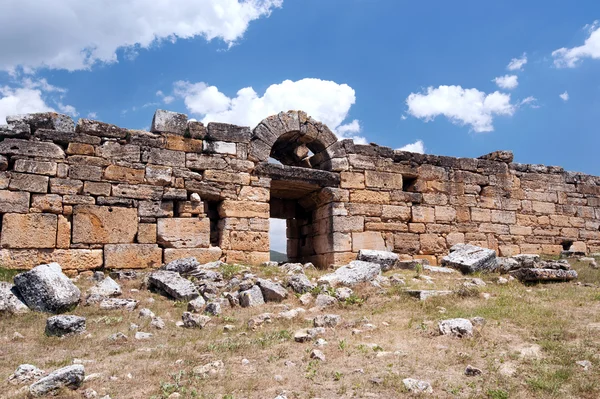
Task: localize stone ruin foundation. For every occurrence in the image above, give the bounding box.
[0,109,598,272]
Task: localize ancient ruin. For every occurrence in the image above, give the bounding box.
[0,109,598,271]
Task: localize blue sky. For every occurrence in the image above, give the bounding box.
[1,0,599,177]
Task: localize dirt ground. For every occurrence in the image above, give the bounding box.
[1,257,599,399]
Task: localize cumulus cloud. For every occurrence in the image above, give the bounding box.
[553,23,600,68]
[519,96,539,108]
[173,78,366,143]
[507,53,528,71]
[0,0,283,71]
[397,140,425,154]
[405,85,515,133]
[559,91,570,101]
[493,75,519,90]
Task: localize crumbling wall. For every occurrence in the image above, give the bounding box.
[0,109,598,271]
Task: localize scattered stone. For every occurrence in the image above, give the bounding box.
[310,349,326,361]
[150,317,165,329]
[13,263,81,313]
[161,257,200,274]
[576,360,592,371]
[82,388,97,398]
[315,294,337,308]
[13,331,25,340]
[357,249,399,271]
[389,274,406,286]
[294,327,325,343]
[192,360,224,378]
[441,244,497,274]
[187,296,206,312]
[438,318,473,338]
[182,312,211,328]
[148,270,199,301]
[512,254,541,268]
[465,365,482,376]
[45,315,86,337]
[287,273,315,294]
[470,316,486,326]
[205,302,221,315]
[138,308,155,319]
[318,260,381,286]
[274,374,284,382]
[278,308,305,320]
[109,270,138,280]
[262,261,278,267]
[135,332,152,340]
[88,276,121,298]
[495,257,520,273]
[8,364,45,384]
[313,314,341,328]
[256,278,288,301]
[108,332,128,342]
[129,323,138,331]
[315,338,328,346]
[510,268,578,282]
[239,285,265,307]
[423,265,456,274]
[406,290,453,301]
[497,277,509,285]
[99,298,138,311]
[334,287,353,301]
[247,313,273,329]
[463,278,486,288]
[0,282,29,314]
[402,378,433,394]
[396,259,429,270]
[28,365,84,397]
[223,324,235,332]
[298,292,313,305]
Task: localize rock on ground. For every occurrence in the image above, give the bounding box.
[161,257,200,274]
[187,296,206,312]
[310,349,326,361]
[406,290,453,301]
[99,298,138,311]
[438,318,474,338]
[182,312,211,328]
[192,360,224,378]
[313,314,341,328]
[148,270,199,301]
[441,244,497,274]
[8,364,45,384]
[239,285,265,307]
[403,378,433,393]
[256,278,288,302]
[13,263,81,313]
[45,315,86,337]
[29,365,84,397]
[0,282,29,314]
[510,268,578,282]
[318,261,381,286]
[88,276,121,298]
[357,249,399,271]
[315,294,337,308]
[287,273,315,294]
[495,257,520,273]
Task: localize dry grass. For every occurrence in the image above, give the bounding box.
[1,258,600,399]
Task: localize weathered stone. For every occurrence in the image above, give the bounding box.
[88,276,121,297]
[207,122,252,143]
[182,312,211,328]
[146,148,186,167]
[14,159,57,176]
[256,278,288,302]
[139,201,174,218]
[151,109,188,135]
[148,270,199,300]
[8,364,45,384]
[1,213,57,248]
[0,190,29,213]
[187,296,206,312]
[99,298,138,311]
[318,261,381,286]
[239,285,265,307]
[104,244,162,269]
[313,314,341,328]
[163,248,222,264]
[315,294,337,308]
[13,263,80,313]
[28,364,84,397]
[112,184,163,200]
[145,165,172,186]
[510,268,578,282]
[45,315,86,336]
[478,150,514,163]
[9,173,48,193]
[203,140,236,155]
[287,273,316,294]
[104,165,145,183]
[72,205,137,244]
[50,178,83,195]
[76,118,128,138]
[157,218,210,248]
[0,282,29,314]
[357,249,399,271]
[162,257,200,274]
[402,378,433,394]
[8,112,74,133]
[441,244,497,274]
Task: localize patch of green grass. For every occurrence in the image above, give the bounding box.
[0,267,22,282]
[486,389,509,399]
[220,264,243,280]
[527,366,572,395]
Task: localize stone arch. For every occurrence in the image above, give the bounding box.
[248,110,344,170]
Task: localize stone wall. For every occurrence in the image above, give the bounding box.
[0,109,598,271]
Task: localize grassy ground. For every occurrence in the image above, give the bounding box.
[1,258,599,399]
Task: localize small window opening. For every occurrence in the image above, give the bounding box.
[561,240,574,251]
[403,176,418,192]
[205,200,223,247]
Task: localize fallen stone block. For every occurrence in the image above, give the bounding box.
[357,249,399,271]
[161,257,200,274]
[0,282,29,314]
[438,318,473,338]
[509,268,578,282]
[318,260,381,286]
[182,312,211,328]
[441,244,496,274]
[406,289,453,301]
[286,273,315,294]
[99,298,139,311]
[239,285,265,307]
[29,364,84,397]
[45,315,86,337]
[148,270,200,301]
[256,278,288,302]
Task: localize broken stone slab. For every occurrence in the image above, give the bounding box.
[423,265,456,274]
[402,378,433,394]
[182,312,211,328]
[88,276,121,298]
[28,364,84,397]
[148,270,200,301]
[76,118,129,139]
[406,290,453,301]
[187,296,206,312]
[99,298,139,311]
[151,109,188,136]
[313,314,341,328]
[13,263,81,313]
[315,294,337,308]
[441,244,496,274]
[0,122,31,139]
[8,364,45,384]
[45,315,86,337]
[537,260,572,270]
[478,150,514,163]
[438,318,473,338]
[0,282,29,314]
[256,278,288,302]
[495,257,521,273]
[0,138,65,159]
[7,112,74,133]
[294,327,326,343]
[396,259,430,270]
[161,257,200,274]
[286,273,315,294]
[318,260,381,286]
[512,254,541,268]
[239,285,265,307]
[509,268,578,282]
[357,249,399,271]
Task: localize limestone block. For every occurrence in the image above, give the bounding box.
[63,195,95,205]
[435,206,457,222]
[104,244,163,269]
[218,200,269,218]
[146,148,186,167]
[163,187,188,200]
[151,109,187,135]
[96,142,140,162]
[229,231,269,252]
[72,205,138,244]
[186,121,207,139]
[103,165,145,183]
[352,231,386,252]
[0,249,102,270]
[420,234,447,255]
[137,223,157,244]
[239,186,269,202]
[409,223,426,233]
[491,210,516,224]
[364,170,403,189]
[14,159,57,176]
[66,142,95,155]
[165,134,203,152]
[340,172,365,189]
[9,173,48,193]
[112,184,163,200]
[203,140,236,155]
[204,170,250,185]
[0,139,65,159]
[0,172,8,188]
[329,216,364,233]
[446,232,465,247]
[83,181,111,196]
[157,218,210,248]
[139,201,174,218]
[411,206,435,223]
[531,201,556,214]
[0,190,30,213]
[163,247,222,264]
[176,201,203,215]
[50,178,83,195]
[393,233,420,254]
[225,250,269,265]
[498,245,520,257]
[56,215,71,249]
[76,118,129,138]
[347,203,382,216]
[423,193,449,205]
[471,208,491,222]
[31,194,63,214]
[382,205,411,221]
[249,217,269,231]
[145,165,172,186]
[365,221,407,231]
[1,213,57,248]
[350,190,390,204]
[68,165,103,181]
[186,153,228,171]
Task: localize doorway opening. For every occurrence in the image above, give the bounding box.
[204,200,223,247]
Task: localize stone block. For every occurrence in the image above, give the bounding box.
[394,233,420,253]
[0,138,65,159]
[31,194,63,213]
[229,231,269,251]
[66,142,95,155]
[163,187,188,201]
[83,181,111,196]
[69,165,103,181]
[76,118,128,138]
[8,112,74,132]
[218,200,269,218]
[112,184,163,200]
[207,122,252,143]
[63,195,95,205]
[104,244,163,269]
[9,173,48,193]
[420,234,446,255]
[145,165,172,186]
[164,134,203,152]
[352,231,386,252]
[204,170,250,185]
[137,224,157,244]
[56,215,71,249]
[364,170,403,189]
[350,190,390,204]
[435,206,457,222]
[239,186,269,202]
[146,148,186,167]
[471,208,491,222]
[186,121,207,139]
[103,165,145,183]
[225,250,269,265]
[446,232,465,247]
[186,153,228,171]
[50,178,83,195]
[382,205,411,221]
[340,172,365,189]
[72,205,138,244]
[96,142,140,162]
[1,213,57,248]
[0,248,102,270]
[139,201,174,218]
[151,109,187,135]
[0,190,29,213]
[157,218,210,248]
[491,210,516,224]
[203,140,236,155]
[14,159,57,176]
[411,206,435,223]
[176,201,203,215]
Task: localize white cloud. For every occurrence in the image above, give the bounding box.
[156,90,175,105]
[87,112,98,119]
[405,85,515,133]
[269,218,287,254]
[553,23,600,68]
[0,87,53,124]
[507,53,528,71]
[559,91,569,101]
[397,140,425,154]
[0,0,283,71]
[519,96,539,108]
[57,103,78,117]
[493,75,519,90]
[173,78,366,143]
